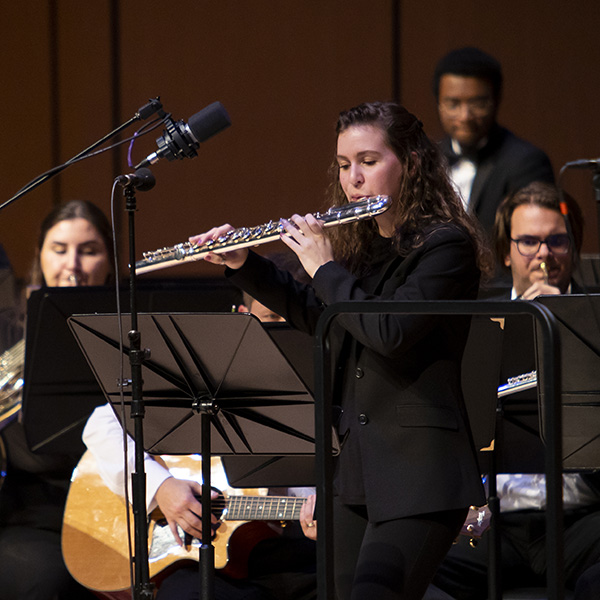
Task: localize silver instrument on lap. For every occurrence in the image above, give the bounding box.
[497,370,537,397]
[0,338,24,431]
[0,436,5,492]
[135,195,392,275]
[0,339,24,490]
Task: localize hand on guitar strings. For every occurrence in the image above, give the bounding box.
[299,493,317,541]
[155,477,219,546]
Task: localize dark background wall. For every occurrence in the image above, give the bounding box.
[2,1,599,283]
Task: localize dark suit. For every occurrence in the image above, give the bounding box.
[441,124,554,234]
[228,224,485,522]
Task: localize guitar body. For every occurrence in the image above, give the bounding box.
[62,451,270,598]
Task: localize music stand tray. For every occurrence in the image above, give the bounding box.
[68,312,336,457]
[535,294,600,469]
[21,282,242,454]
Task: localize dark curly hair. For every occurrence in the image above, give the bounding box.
[324,101,493,278]
[432,47,503,103]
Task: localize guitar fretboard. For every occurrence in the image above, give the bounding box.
[225,495,306,521]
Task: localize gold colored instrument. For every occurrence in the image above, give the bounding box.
[135,195,391,275]
[0,338,24,431]
[540,261,549,284]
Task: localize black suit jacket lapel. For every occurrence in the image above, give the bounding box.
[468,125,508,214]
[469,157,495,214]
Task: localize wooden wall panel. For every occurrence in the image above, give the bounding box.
[116,0,394,278]
[1,3,54,280]
[399,0,600,252]
[3,0,598,285]
[53,0,115,204]
[1,0,394,281]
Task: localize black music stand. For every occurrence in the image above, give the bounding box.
[68,311,337,597]
[460,315,504,461]
[68,312,320,455]
[22,287,114,454]
[496,295,600,471]
[222,321,319,487]
[494,313,544,473]
[313,300,563,600]
[535,294,600,469]
[481,294,600,600]
[21,282,241,455]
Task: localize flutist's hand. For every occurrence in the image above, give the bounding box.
[280,213,334,278]
[189,225,249,269]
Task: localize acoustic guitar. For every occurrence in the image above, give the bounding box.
[62,451,306,599]
[62,451,491,599]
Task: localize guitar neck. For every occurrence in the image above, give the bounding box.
[225,495,306,521]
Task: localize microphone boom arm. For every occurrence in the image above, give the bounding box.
[1,98,164,212]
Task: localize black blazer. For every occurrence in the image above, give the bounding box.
[441,125,555,234]
[228,224,486,522]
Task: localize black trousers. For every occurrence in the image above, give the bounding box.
[433,508,600,600]
[332,497,468,600]
[156,534,316,600]
[0,526,95,600]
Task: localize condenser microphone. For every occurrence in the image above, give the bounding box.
[116,167,156,191]
[563,157,600,170]
[135,101,231,170]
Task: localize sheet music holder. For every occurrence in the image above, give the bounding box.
[494,313,545,473]
[460,315,503,464]
[69,311,339,599]
[22,287,114,454]
[535,294,600,469]
[68,312,339,457]
[220,321,318,486]
[496,294,600,471]
[21,281,242,455]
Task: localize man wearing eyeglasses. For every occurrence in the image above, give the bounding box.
[493,181,584,299]
[433,47,554,234]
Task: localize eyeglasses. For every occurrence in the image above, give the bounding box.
[511,234,571,257]
[438,97,494,117]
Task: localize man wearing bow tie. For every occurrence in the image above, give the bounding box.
[433,47,554,235]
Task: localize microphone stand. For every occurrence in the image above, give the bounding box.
[0,97,168,597]
[593,170,600,250]
[122,180,154,600]
[0,98,164,212]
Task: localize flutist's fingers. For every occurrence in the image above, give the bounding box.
[280,214,333,278]
[188,225,249,270]
[189,224,235,247]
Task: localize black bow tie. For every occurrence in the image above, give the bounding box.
[446,146,480,166]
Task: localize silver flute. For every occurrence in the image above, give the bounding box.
[135,195,391,274]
